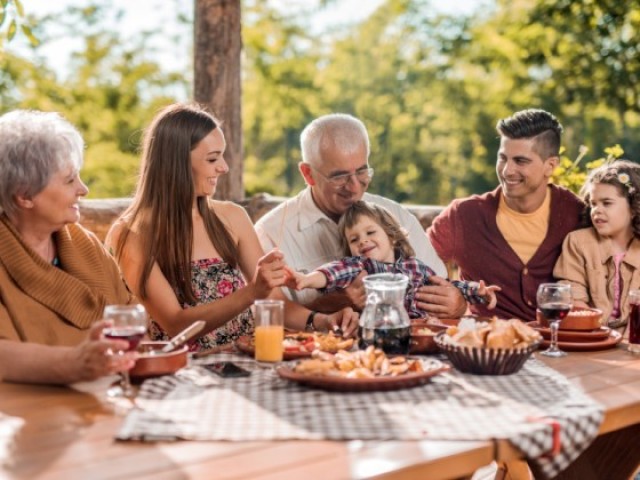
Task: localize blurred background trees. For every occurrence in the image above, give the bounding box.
[1,0,639,204]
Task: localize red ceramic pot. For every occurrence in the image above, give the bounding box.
[129,341,188,383]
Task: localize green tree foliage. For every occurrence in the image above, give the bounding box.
[526,0,640,117]
[242,0,499,204]
[1,1,187,198]
[242,1,318,197]
[2,0,639,204]
[450,0,640,199]
[551,144,624,193]
[242,0,639,205]
[0,0,37,46]
[319,0,443,203]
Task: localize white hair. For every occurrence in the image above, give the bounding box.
[0,110,84,216]
[300,113,370,168]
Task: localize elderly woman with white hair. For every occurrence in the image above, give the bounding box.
[0,110,134,384]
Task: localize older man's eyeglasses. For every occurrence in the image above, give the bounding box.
[311,166,374,188]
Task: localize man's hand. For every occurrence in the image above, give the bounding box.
[343,271,367,310]
[323,307,359,338]
[415,275,468,318]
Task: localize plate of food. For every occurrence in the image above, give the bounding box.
[276,346,449,392]
[236,331,355,360]
[538,329,622,351]
[527,321,610,342]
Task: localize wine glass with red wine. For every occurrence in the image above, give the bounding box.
[537,283,572,358]
[102,304,147,397]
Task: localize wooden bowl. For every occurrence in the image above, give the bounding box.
[409,325,438,354]
[536,307,603,331]
[424,317,460,333]
[129,341,188,383]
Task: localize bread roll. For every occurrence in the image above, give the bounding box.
[486,324,516,349]
[453,329,485,348]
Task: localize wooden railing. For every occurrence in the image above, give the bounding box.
[79,194,445,242]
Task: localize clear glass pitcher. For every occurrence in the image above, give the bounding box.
[358,273,411,354]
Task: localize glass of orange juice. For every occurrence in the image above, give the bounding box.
[254,299,284,362]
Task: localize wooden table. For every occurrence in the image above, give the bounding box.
[1,345,639,480]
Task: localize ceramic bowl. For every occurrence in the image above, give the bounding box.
[535,307,603,331]
[409,324,438,354]
[129,341,189,383]
[424,317,460,333]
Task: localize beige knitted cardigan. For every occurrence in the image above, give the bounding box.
[0,216,132,346]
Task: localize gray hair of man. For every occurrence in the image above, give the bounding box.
[0,110,84,217]
[300,113,370,168]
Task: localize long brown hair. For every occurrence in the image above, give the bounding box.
[338,201,415,259]
[114,103,239,303]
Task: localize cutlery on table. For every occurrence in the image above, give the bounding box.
[159,320,206,353]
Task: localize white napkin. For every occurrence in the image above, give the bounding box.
[0,412,24,467]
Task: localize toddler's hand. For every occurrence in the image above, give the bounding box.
[478,280,501,310]
[283,266,304,290]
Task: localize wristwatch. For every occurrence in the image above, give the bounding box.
[305,311,318,332]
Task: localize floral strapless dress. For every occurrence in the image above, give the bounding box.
[148,258,254,351]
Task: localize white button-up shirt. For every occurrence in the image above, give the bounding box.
[255,188,446,305]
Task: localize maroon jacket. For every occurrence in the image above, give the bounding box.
[428,186,585,321]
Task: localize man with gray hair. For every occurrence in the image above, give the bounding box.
[256,113,466,319]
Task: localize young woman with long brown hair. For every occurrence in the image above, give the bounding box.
[107,104,357,350]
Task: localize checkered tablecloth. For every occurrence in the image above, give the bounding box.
[117,354,603,479]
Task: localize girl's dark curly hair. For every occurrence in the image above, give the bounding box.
[338,201,414,259]
[580,159,640,238]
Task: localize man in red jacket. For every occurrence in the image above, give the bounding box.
[426,109,584,321]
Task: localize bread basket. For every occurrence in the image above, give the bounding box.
[434,332,540,375]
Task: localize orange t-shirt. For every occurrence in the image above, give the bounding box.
[496,187,551,264]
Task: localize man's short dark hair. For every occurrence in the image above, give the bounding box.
[496,109,563,159]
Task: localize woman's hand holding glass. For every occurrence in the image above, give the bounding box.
[68,321,136,382]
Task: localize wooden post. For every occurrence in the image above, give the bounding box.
[193,0,243,201]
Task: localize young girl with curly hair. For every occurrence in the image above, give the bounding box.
[554,160,640,330]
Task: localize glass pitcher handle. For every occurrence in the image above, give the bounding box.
[366,292,379,305]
